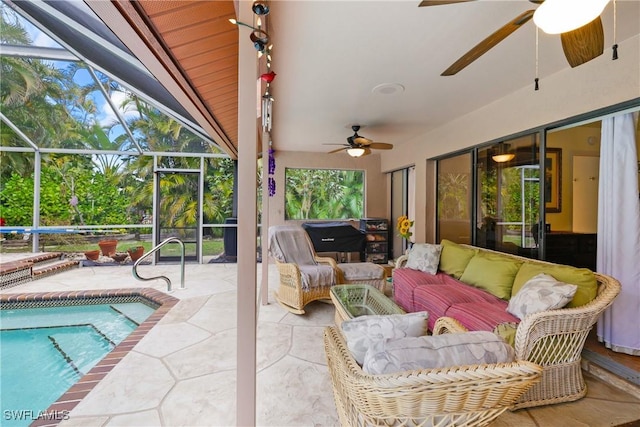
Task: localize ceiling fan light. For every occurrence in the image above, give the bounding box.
[492,153,515,163]
[347,148,366,158]
[533,0,609,34]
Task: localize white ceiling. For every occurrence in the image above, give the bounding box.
[269,0,640,154]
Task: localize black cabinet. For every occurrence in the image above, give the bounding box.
[544,232,597,271]
[359,218,389,264]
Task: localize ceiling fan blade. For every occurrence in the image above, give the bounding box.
[368,142,393,150]
[441,10,535,76]
[353,136,372,145]
[328,147,347,154]
[560,16,604,68]
[419,0,475,6]
[362,147,372,156]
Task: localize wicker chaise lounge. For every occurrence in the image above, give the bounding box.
[323,326,542,427]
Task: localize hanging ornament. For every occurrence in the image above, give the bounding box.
[261,91,273,131]
[268,177,276,197]
[268,147,276,175]
[260,71,276,83]
[267,142,276,197]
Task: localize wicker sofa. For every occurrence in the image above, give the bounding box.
[392,240,621,409]
[323,326,542,426]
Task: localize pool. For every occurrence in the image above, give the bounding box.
[0,289,178,427]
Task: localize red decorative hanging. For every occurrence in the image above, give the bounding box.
[260,71,276,83]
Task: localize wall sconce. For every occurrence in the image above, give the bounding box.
[347,148,366,158]
[492,143,515,163]
[252,1,270,16]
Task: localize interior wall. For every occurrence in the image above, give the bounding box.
[547,125,603,231]
[267,150,386,227]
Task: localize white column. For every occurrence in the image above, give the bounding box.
[236,0,258,424]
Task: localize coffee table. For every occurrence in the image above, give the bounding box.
[330,284,404,325]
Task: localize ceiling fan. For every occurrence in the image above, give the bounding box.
[325,125,394,157]
[419,0,608,76]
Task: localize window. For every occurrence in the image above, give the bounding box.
[284,168,364,220]
[477,134,539,254]
[437,153,472,244]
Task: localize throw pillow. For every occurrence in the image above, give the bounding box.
[406,243,442,274]
[507,273,578,320]
[362,331,515,375]
[438,239,478,279]
[340,311,429,365]
[459,252,522,300]
[512,262,597,308]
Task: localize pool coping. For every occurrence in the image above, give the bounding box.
[0,288,178,427]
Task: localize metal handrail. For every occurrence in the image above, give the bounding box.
[132,237,185,292]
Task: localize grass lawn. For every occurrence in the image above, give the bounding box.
[1,236,225,257]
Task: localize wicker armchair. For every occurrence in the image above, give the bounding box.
[268,225,340,314]
[397,248,622,409]
[323,326,542,427]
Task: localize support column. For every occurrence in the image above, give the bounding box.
[236,0,258,424]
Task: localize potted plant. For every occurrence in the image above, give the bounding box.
[84,249,100,261]
[98,239,118,257]
[127,245,145,262]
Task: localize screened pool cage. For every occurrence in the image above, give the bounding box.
[0,0,239,263]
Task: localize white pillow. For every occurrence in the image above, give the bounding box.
[507,273,578,320]
[405,243,442,274]
[340,312,428,365]
[362,331,515,375]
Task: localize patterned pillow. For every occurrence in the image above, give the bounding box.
[507,273,578,320]
[341,312,429,365]
[406,243,442,275]
[362,331,515,375]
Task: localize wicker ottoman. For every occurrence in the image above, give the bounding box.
[330,284,404,326]
[337,262,386,291]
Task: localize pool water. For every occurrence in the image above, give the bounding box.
[0,302,156,426]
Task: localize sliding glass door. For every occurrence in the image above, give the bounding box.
[476,134,540,256]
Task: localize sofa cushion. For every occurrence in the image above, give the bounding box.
[406,243,442,274]
[507,273,578,320]
[445,301,519,332]
[361,331,515,375]
[392,269,445,312]
[493,322,518,347]
[340,311,429,365]
[512,262,597,308]
[439,239,477,279]
[413,281,501,331]
[459,252,523,300]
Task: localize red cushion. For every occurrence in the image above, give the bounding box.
[445,301,519,332]
[414,283,499,330]
[392,268,444,311]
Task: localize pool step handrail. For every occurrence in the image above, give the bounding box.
[132,237,185,292]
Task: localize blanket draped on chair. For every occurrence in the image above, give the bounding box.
[268,225,335,290]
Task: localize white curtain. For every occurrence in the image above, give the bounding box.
[597,112,640,355]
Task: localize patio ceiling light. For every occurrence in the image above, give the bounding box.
[347,148,366,158]
[533,0,609,34]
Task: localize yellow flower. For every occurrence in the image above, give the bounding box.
[396,215,414,240]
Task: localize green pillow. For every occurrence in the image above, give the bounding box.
[493,322,518,347]
[459,252,523,300]
[512,262,597,308]
[439,239,477,279]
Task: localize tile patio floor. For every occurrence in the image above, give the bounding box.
[1,258,639,426]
